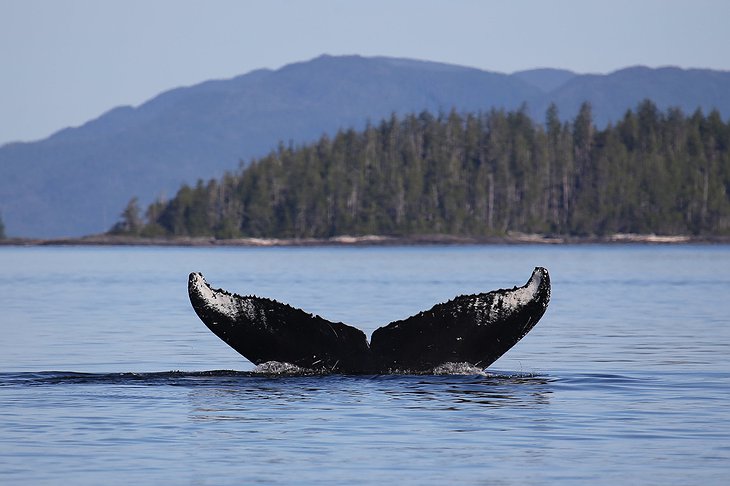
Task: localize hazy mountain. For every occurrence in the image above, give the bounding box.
[511,68,577,93]
[1,55,729,237]
[530,66,730,126]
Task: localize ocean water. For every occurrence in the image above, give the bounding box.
[0,245,728,484]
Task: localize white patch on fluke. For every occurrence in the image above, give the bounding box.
[190,273,262,325]
[490,270,542,315]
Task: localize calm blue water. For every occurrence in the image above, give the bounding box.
[1,245,729,484]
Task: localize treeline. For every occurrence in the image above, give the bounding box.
[112,100,730,238]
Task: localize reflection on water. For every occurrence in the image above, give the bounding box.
[1,368,729,484]
[1,369,555,411]
[185,372,554,422]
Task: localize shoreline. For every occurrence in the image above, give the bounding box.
[1,232,728,247]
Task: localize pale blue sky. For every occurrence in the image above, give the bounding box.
[1,0,729,146]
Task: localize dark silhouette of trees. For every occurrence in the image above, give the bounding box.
[110,197,144,235]
[116,101,730,238]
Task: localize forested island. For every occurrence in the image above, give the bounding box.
[111,100,730,240]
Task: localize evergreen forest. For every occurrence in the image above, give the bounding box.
[112,101,730,239]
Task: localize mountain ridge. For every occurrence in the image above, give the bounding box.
[2,54,730,238]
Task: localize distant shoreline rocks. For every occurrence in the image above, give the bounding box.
[1,232,726,247]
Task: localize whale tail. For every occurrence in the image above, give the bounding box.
[188,272,373,373]
[370,267,550,371]
[188,267,550,374]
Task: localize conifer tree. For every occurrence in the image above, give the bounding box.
[110,197,144,235]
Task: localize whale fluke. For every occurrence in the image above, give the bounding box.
[188,267,550,374]
[370,267,550,371]
[188,272,373,373]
